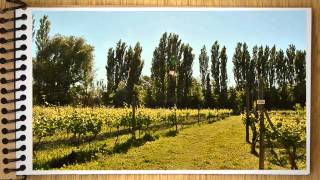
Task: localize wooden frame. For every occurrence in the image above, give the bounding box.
[1,0,319,179]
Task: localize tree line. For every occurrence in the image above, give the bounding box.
[33,15,306,112]
[105,40,144,107]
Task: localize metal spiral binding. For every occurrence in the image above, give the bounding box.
[0,0,27,174]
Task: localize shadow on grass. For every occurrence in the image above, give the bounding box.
[34,133,159,169]
[164,130,178,137]
[113,133,159,153]
[33,145,108,169]
[34,128,131,151]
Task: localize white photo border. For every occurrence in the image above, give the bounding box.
[17,7,312,175]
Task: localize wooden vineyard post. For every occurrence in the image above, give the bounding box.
[258,77,265,170]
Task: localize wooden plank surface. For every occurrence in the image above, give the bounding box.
[1,0,320,179]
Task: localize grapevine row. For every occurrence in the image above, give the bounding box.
[33,106,232,146]
[241,109,306,169]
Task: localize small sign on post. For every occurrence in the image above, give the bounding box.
[257,99,265,105]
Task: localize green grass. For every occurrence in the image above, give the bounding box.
[52,116,286,170]
[34,115,306,170]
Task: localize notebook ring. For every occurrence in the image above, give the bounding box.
[1,0,28,174]
[1,94,26,104]
[1,115,26,125]
[3,165,26,174]
[0,55,27,64]
[0,64,27,74]
[0,24,27,35]
[2,135,26,145]
[1,105,26,114]
[0,74,27,84]
[1,85,26,94]
[0,34,27,44]
[3,155,26,164]
[2,145,26,154]
[0,44,27,54]
[2,125,26,134]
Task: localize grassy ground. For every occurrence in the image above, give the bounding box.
[50,116,285,170]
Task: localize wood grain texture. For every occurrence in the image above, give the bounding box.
[2,0,320,179]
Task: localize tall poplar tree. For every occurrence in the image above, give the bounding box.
[35,15,50,53]
[106,48,115,95]
[293,50,306,106]
[114,40,128,91]
[177,44,194,107]
[204,73,213,108]
[276,49,286,88]
[166,33,182,107]
[286,44,296,85]
[242,42,251,143]
[199,45,209,94]
[219,46,228,107]
[233,42,244,90]
[211,41,220,100]
[126,43,144,104]
[268,45,277,89]
[232,42,251,142]
[151,33,167,107]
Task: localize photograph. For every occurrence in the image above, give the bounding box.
[31,9,309,171]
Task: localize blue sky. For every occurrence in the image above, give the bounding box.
[32,9,308,86]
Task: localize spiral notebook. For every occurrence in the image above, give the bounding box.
[0,0,312,178]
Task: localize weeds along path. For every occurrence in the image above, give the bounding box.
[63,115,284,170]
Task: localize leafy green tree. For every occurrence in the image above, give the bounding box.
[189,78,203,108]
[80,80,106,106]
[113,81,127,107]
[227,87,238,114]
[140,76,154,107]
[34,35,94,105]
